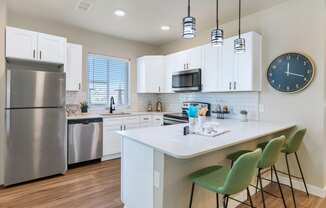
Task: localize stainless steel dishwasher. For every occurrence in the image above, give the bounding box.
[68,118,103,165]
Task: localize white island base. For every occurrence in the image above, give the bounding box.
[119,120,295,208]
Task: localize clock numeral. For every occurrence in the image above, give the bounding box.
[269,73,273,77]
[272,65,276,69]
[286,86,290,91]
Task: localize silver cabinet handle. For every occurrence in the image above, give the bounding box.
[233,82,237,90]
[79,83,81,90]
[39,51,42,60]
[120,125,122,131]
[33,50,36,59]
[124,125,126,130]
[229,82,232,90]
[158,86,161,92]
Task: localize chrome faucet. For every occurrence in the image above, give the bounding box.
[109,96,115,114]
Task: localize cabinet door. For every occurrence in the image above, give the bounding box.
[136,56,165,93]
[66,43,83,91]
[165,54,177,93]
[152,115,163,126]
[187,46,203,69]
[38,33,67,64]
[202,44,223,92]
[139,115,153,128]
[174,51,188,72]
[6,27,38,61]
[124,116,140,130]
[236,32,262,91]
[103,118,124,156]
[221,37,236,91]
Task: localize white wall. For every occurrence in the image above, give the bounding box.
[160,0,326,187]
[0,0,6,185]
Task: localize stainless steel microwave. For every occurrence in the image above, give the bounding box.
[172,69,202,92]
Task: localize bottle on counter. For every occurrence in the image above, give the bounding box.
[156,99,163,112]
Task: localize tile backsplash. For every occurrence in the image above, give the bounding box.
[158,92,260,120]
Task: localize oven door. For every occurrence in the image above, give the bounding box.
[172,69,201,92]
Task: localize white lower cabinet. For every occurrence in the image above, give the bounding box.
[102,114,163,161]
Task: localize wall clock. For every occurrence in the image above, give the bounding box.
[267,52,315,93]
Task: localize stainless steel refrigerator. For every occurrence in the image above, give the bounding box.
[4,67,67,186]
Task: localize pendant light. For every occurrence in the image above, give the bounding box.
[211,0,224,46]
[183,0,196,39]
[234,0,246,53]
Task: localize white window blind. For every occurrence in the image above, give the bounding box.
[88,54,129,106]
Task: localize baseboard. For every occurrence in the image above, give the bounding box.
[277,175,326,198]
[101,153,121,161]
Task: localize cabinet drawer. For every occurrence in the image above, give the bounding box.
[103,117,125,127]
[140,115,152,122]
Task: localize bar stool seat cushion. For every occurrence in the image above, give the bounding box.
[190,166,229,193]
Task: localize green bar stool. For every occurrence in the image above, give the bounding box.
[280,128,309,208]
[189,149,262,208]
[226,136,287,208]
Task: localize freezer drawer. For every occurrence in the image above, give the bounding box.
[4,108,67,186]
[68,118,103,165]
[6,68,65,108]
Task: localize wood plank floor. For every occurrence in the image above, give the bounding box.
[0,159,324,208]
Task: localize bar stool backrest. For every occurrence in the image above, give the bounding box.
[220,149,262,195]
[285,129,307,154]
[258,136,285,169]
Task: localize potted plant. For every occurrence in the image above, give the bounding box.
[80,102,89,113]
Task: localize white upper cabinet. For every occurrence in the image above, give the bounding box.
[202,44,223,92]
[220,32,262,92]
[66,43,83,91]
[6,27,38,61]
[6,26,67,65]
[186,46,204,69]
[137,56,166,93]
[38,33,67,64]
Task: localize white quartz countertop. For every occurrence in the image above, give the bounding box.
[117,119,296,159]
[67,111,168,120]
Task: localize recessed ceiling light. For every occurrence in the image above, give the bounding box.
[114,9,126,17]
[161,26,171,31]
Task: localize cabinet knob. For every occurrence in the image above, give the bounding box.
[233,82,237,90]
[229,82,232,90]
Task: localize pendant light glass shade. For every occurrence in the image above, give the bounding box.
[183,0,196,39]
[234,0,246,53]
[211,0,223,46]
[183,16,196,39]
[211,28,224,46]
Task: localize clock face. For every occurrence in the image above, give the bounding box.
[267,53,315,93]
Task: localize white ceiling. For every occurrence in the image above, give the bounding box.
[8,0,288,46]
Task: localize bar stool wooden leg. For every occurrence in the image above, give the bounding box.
[295,152,309,197]
[285,154,297,208]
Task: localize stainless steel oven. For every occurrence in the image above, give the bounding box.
[172,69,202,92]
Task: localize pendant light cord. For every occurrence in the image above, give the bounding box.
[188,0,191,17]
[216,0,219,29]
[238,0,241,38]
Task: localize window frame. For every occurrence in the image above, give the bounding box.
[87,53,131,109]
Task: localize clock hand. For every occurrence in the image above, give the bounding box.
[286,62,290,76]
[288,72,305,78]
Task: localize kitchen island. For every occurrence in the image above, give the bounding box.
[118,119,295,208]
